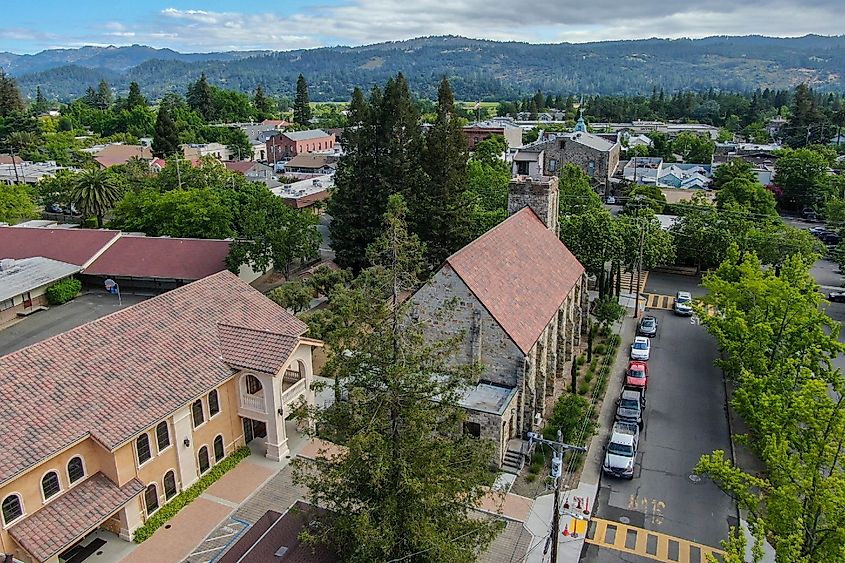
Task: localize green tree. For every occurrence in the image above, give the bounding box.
[253,85,273,120]
[293,195,500,561]
[715,178,777,216]
[713,159,757,189]
[0,184,36,224]
[269,280,314,313]
[112,187,233,238]
[670,132,714,163]
[695,248,845,562]
[32,86,49,114]
[558,163,602,215]
[465,141,510,240]
[126,81,146,109]
[624,184,666,214]
[410,77,470,266]
[0,70,24,117]
[773,147,831,210]
[559,209,621,292]
[224,128,252,161]
[95,79,112,110]
[617,211,675,285]
[152,103,180,157]
[186,73,215,121]
[70,168,122,228]
[293,74,312,126]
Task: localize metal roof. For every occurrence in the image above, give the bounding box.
[0,257,80,302]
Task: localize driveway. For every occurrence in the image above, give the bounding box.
[0,291,150,355]
[581,274,735,562]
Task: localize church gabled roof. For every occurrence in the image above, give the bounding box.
[445,207,585,354]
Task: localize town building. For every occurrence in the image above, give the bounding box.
[271,176,333,213]
[182,143,232,161]
[409,175,587,468]
[0,271,322,562]
[282,154,338,176]
[590,120,721,140]
[515,131,620,188]
[266,130,336,163]
[0,161,79,185]
[90,144,152,168]
[622,158,712,189]
[223,160,275,182]
[0,257,80,325]
[463,120,524,151]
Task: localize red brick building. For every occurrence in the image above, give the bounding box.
[266,130,336,163]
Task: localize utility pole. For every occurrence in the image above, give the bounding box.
[633,218,646,319]
[527,431,587,562]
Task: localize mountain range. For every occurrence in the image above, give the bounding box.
[4,35,845,102]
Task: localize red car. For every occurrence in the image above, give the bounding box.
[625,361,649,391]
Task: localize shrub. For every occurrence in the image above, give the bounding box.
[578,381,590,395]
[543,394,592,442]
[576,354,586,366]
[525,473,537,483]
[45,277,82,305]
[584,371,593,384]
[133,446,250,543]
[590,358,598,370]
[607,334,621,348]
[594,343,607,355]
[598,324,611,337]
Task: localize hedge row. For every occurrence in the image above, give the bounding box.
[45,277,82,305]
[133,446,251,543]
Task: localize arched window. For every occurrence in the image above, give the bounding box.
[213,435,225,462]
[2,494,23,525]
[41,471,61,500]
[156,421,170,452]
[144,484,159,515]
[67,457,84,484]
[198,446,210,474]
[163,471,177,500]
[192,399,204,428]
[208,389,220,417]
[245,374,262,395]
[136,433,152,465]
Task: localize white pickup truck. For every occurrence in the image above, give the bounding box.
[602,421,639,480]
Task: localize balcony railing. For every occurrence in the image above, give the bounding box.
[283,370,303,387]
[281,378,306,407]
[240,393,266,413]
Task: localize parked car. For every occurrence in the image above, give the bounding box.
[46,203,63,213]
[637,315,658,337]
[625,361,649,393]
[674,291,694,316]
[802,208,818,221]
[630,336,651,361]
[603,421,639,479]
[822,233,841,245]
[829,291,845,303]
[606,195,617,204]
[810,226,829,237]
[615,388,645,428]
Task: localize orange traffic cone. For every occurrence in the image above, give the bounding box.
[562,522,570,537]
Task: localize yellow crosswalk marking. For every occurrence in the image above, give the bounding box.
[585,517,725,563]
[640,293,717,316]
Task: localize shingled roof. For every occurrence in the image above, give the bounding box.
[84,236,231,280]
[9,473,144,562]
[0,227,120,266]
[0,271,308,484]
[446,207,584,354]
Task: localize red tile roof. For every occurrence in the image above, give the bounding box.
[0,271,309,484]
[84,236,231,280]
[9,473,144,562]
[0,227,120,266]
[446,208,584,354]
[218,323,299,374]
[93,144,152,168]
[223,160,259,174]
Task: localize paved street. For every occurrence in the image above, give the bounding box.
[580,273,735,563]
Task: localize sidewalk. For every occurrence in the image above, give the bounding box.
[121,457,280,562]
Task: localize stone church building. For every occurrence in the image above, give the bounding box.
[410,175,587,468]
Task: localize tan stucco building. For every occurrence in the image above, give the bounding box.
[0,271,321,562]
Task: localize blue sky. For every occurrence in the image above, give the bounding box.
[1,1,842,54]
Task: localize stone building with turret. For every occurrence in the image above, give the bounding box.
[409,175,587,470]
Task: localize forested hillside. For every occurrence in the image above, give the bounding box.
[9,34,845,101]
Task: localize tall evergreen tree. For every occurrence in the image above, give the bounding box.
[126,81,146,108]
[294,194,499,561]
[0,69,24,117]
[253,85,273,120]
[186,73,215,121]
[95,79,112,110]
[293,74,312,125]
[33,86,48,114]
[410,77,471,266]
[152,103,180,157]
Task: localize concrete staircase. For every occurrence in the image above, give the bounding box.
[501,439,527,475]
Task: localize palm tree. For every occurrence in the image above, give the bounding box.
[70,168,121,228]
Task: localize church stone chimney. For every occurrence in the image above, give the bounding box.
[508,175,560,235]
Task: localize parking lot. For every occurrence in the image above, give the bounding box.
[0,291,150,355]
[581,272,735,562]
